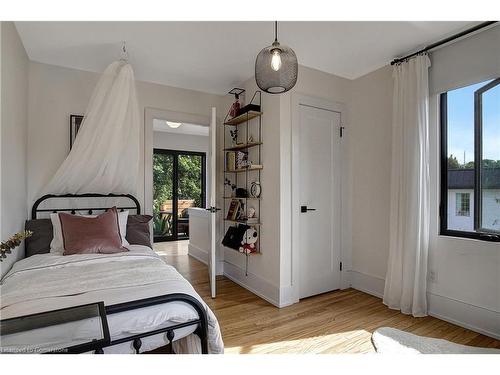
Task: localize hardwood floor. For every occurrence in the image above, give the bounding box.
[154,240,500,353]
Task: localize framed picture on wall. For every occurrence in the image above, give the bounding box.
[69,114,84,150]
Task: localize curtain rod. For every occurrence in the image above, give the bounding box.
[390,21,498,65]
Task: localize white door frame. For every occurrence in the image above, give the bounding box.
[290,93,351,303]
[144,107,211,216]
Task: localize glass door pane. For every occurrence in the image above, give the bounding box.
[478,80,500,232]
[153,152,174,241]
[176,154,205,238]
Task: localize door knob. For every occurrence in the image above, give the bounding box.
[300,205,317,213]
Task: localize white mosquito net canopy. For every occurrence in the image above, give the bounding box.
[43,61,140,196]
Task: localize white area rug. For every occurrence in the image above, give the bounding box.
[372,327,500,354]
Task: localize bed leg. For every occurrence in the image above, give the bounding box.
[166,329,175,354]
[195,324,209,354]
[133,338,142,354]
[95,348,104,354]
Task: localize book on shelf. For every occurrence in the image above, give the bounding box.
[226,199,241,221]
[226,152,236,171]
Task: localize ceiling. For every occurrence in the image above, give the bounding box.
[15,21,476,94]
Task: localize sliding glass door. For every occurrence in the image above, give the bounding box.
[153,149,206,242]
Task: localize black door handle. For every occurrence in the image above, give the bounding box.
[301,205,317,213]
[206,206,221,213]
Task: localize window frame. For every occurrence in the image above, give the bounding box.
[439,80,500,242]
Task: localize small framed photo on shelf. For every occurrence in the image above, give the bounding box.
[70,114,84,150]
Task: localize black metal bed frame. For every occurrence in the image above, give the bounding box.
[31,193,142,219]
[27,193,209,354]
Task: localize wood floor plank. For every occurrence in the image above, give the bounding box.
[154,241,500,353]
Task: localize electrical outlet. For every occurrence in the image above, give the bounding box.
[428,270,437,283]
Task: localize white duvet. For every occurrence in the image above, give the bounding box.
[0,245,224,354]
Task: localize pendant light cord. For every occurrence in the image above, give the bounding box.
[274,21,278,42]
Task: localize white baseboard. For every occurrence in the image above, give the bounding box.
[223,261,280,307]
[427,292,500,340]
[188,243,208,264]
[350,270,385,298]
[349,270,500,340]
[278,285,297,307]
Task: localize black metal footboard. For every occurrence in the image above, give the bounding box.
[101,293,209,354]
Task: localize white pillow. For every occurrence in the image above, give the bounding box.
[50,210,129,254]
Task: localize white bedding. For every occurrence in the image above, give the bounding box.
[0,245,224,354]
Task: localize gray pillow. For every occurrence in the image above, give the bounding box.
[126,215,153,248]
[25,219,53,257]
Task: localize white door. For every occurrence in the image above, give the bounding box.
[298,104,341,299]
[208,107,218,298]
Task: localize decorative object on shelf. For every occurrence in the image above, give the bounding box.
[1,230,33,261]
[229,95,240,118]
[255,21,298,94]
[224,178,236,197]
[239,227,258,255]
[228,88,245,118]
[238,103,261,116]
[250,181,262,198]
[235,188,248,198]
[247,207,256,218]
[229,129,239,146]
[236,151,249,169]
[69,114,84,150]
[222,224,249,250]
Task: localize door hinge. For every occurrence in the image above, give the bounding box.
[340,126,345,138]
[340,262,343,271]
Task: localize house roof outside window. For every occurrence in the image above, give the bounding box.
[448,168,500,189]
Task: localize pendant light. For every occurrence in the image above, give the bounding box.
[255,21,298,94]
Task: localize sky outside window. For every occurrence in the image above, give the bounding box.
[447,79,500,165]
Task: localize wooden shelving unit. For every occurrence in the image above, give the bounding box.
[223,196,261,200]
[222,90,262,272]
[223,142,262,151]
[224,219,261,226]
[224,165,263,173]
[224,111,262,126]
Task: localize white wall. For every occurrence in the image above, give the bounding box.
[348,27,500,339]
[223,66,352,307]
[280,66,352,305]
[153,130,208,153]
[222,77,283,306]
[427,25,500,338]
[27,61,226,215]
[0,22,29,277]
[349,65,393,287]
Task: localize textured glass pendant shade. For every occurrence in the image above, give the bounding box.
[255,22,298,94]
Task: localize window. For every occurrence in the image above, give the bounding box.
[455,193,470,217]
[440,78,500,241]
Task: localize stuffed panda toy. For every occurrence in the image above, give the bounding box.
[239,227,258,255]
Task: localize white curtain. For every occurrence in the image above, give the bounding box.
[43,61,140,195]
[383,55,431,317]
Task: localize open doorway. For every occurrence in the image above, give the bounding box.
[152,119,209,243]
[153,149,206,242]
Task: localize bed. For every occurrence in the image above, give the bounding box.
[0,194,223,354]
